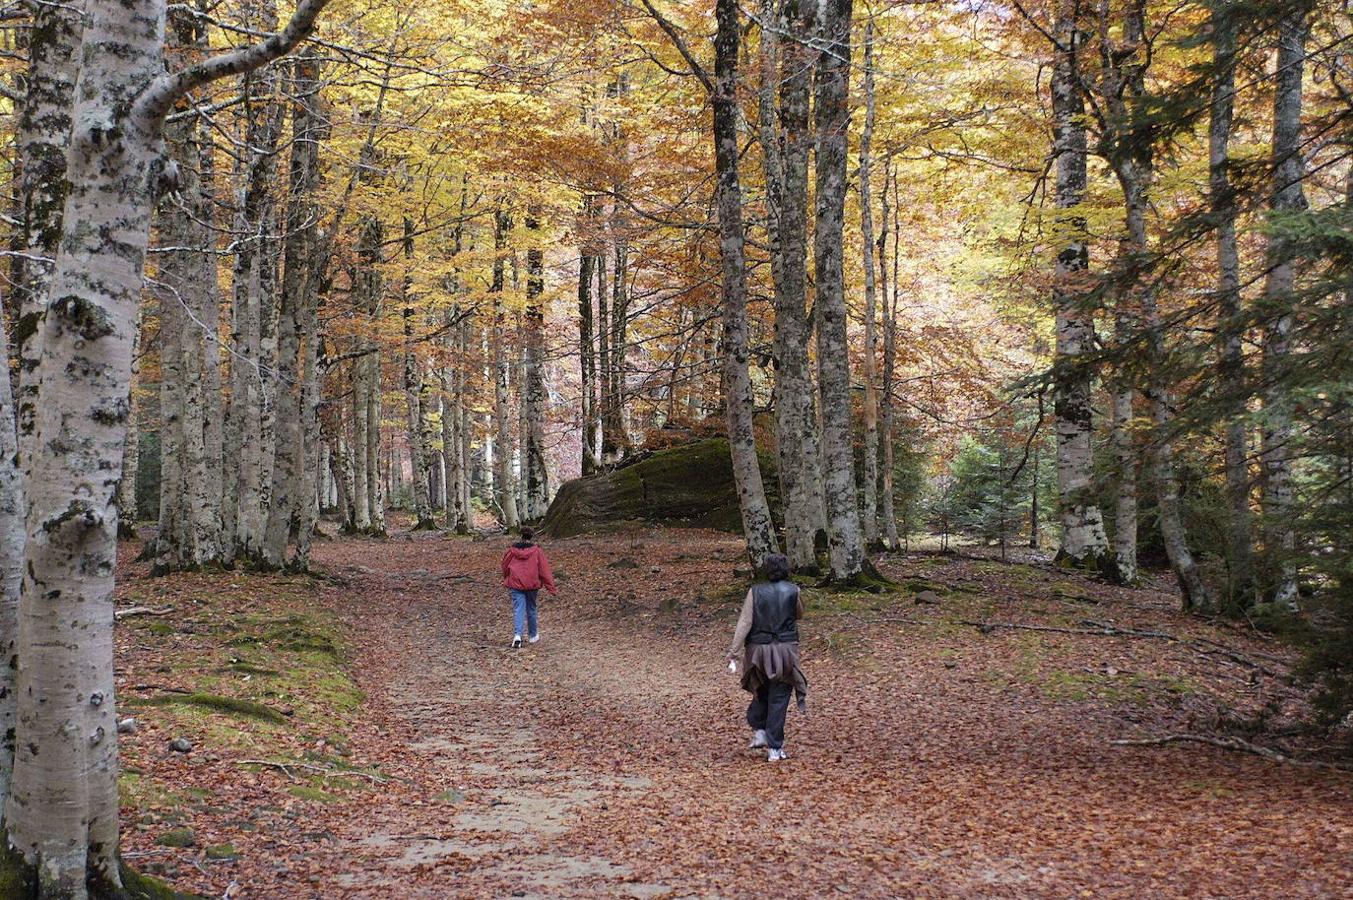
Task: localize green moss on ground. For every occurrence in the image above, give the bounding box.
[138,692,288,724]
[287,785,340,804]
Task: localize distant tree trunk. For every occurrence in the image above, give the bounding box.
[858,19,881,549]
[604,231,630,461]
[578,198,598,476]
[5,0,328,888]
[401,217,436,530]
[1209,1,1255,610]
[878,159,901,550]
[774,0,827,572]
[226,12,284,559]
[1105,3,1208,608]
[1051,3,1114,576]
[492,204,520,528]
[117,312,142,539]
[522,209,550,518]
[291,54,326,568]
[353,205,386,535]
[595,242,610,462]
[813,0,867,581]
[713,0,779,568]
[154,60,224,573]
[1260,3,1310,609]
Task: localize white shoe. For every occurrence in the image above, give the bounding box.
[767,748,787,762]
[748,729,768,749]
[528,633,540,644]
[511,635,522,649]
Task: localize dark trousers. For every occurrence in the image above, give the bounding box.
[746,680,793,750]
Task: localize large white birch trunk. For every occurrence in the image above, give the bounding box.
[4,2,326,889]
[13,2,83,479]
[0,321,21,830]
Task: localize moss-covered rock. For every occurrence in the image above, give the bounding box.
[542,438,780,536]
[155,828,196,848]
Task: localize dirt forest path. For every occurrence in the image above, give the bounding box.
[289,528,1351,898]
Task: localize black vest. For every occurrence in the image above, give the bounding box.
[747,581,800,644]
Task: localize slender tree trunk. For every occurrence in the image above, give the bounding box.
[1210,1,1255,610]
[492,204,520,528]
[814,0,867,581]
[1051,2,1114,576]
[227,13,284,560]
[858,19,881,549]
[774,0,827,571]
[401,217,436,530]
[522,209,550,518]
[595,244,609,464]
[1107,4,1208,608]
[117,311,142,540]
[578,198,598,475]
[878,158,901,550]
[1261,3,1310,609]
[713,0,779,567]
[291,54,326,568]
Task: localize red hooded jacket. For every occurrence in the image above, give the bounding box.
[501,542,558,594]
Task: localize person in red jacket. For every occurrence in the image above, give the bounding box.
[500,526,558,648]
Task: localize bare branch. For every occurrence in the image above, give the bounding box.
[137,0,331,126]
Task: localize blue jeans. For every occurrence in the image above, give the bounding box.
[510,589,539,638]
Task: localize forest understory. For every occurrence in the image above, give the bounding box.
[112,524,1352,899]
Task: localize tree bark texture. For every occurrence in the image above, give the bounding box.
[1209,1,1255,610]
[713,0,780,567]
[491,204,520,528]
[1051,3,1114,576]
[522,209,550,519]
[813,0,866,581]
[773,0,827,571]
[858,19,881,549]
[5,0,328,890]
[1260,3,1310,609]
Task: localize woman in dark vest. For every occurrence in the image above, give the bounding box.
[726,553,808,762]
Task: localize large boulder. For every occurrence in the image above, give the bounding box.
[541,438,779,537]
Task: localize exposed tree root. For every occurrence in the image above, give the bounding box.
[1110,733,1352,773]
[961,618,1295,684]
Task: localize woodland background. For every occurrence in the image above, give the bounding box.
[0,0,1351,896]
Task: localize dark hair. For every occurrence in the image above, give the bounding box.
[762,554,791,582]
[519,526,535,541]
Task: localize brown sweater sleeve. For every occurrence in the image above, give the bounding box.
[727,589,754,658]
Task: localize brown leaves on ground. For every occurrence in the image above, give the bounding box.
[113,528,1353,898]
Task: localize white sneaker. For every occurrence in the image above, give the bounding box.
[767,748,787,762]
[528,633,540,644]
[748,729,768,749]
[511,635,522,649]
